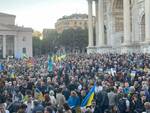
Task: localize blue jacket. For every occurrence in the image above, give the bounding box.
[67,96,80,108]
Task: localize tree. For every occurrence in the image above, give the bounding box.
[41,30,58,55]
[33,36,41,56]
[32,28,88,56]
[57,28,88,53]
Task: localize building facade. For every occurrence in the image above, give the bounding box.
[0,12,33,58]
[55,14,94,33]
[87,0,150,53]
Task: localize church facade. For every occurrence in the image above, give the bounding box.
[87,0,150,53]
[0,12,33,58]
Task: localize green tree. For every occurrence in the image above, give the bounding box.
[33,28,88,56]
[58,28,88,52]
[33,36,41,56]
[41,30,58,55]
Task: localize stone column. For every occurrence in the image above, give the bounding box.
[98,0,105,46]
[3,35,6,58]
[14,35,17,58]
[95,0,99,46]
[145,0,150,42]
[87,0,94,47]
[123,0,131,44]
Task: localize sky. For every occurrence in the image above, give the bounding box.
[0,0,88,31]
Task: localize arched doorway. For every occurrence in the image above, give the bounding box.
[140,15,145,42]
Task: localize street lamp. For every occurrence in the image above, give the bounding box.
[40,36,43,56]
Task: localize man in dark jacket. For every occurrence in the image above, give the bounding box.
[94,88,109,113]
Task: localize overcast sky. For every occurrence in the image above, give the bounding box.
[0,0,88,31]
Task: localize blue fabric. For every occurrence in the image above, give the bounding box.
[0,64,4,71]
[81,84,95,107]
[67,96,80,108]
[48,56,53,72]
[32,104,44,113]
[123,87,130,94]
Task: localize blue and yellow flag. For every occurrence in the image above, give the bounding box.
[48,55,53,72]
[81,84,96,107]
[34,88,44,101]
[10,70,16,78]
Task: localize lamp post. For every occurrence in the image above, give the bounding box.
[40,36,43,56]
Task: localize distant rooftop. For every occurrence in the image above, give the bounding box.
[58,14,88,20]
[0,12,16,17]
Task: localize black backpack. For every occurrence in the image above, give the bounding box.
[118,98,127,113]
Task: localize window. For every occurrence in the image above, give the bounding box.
[22,37,26,42]
[74,22,77,25]
[23,48,26,54]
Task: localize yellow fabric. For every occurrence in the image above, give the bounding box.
[86,92,94,107]
[11,73,16,78]
[35,92,44,101]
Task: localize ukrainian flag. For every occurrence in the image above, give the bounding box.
[81,84,96,107]
[52,55,58,62]
[10,70,16,78]
[34,88,44,101]
[48,55,53,72]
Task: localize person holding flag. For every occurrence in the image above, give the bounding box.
[81,84,96,108]
[34,88,44,102]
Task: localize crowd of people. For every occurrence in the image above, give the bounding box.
[0,53,150,113]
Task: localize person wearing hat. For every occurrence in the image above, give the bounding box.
[49,90,56,106]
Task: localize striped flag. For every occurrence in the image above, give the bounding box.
[34,88,44,101]
[48,55,53,72]
[81,84,96,107]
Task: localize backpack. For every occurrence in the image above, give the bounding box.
[117,98,127,113]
